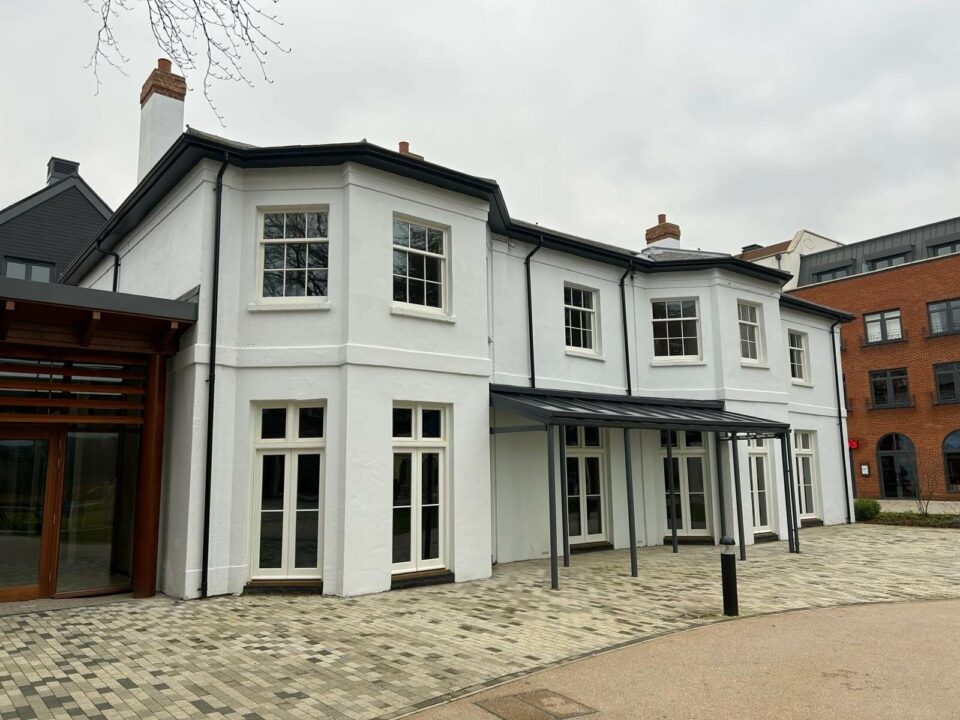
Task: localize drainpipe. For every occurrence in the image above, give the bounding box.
[619,265,633,396]
[524,237,544,388]
[93,241,121,292]
[200,154,229,597]
[830,318,853,524]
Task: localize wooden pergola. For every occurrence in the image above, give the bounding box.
[0,278,196,600]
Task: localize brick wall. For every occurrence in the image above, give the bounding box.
[791,254,960,501]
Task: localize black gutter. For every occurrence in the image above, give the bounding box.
[200,153,229,598]
[619,265,633,395]
[524,237,544,388]
[93,241,121,292]
[830,319,853,524]
[779,294,855,322]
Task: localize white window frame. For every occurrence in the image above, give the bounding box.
[788,330,809,383]
[793,431,818,519]
[391,215,450,316]
[746,438,773,533]
[564,283,600,356]
[651,298,702,362]
[659,430,712,537]
[255,207,330,306]
[392,403,448,574]
[737,301,765,364]
[250,402,326,580]
[563,426,609,544]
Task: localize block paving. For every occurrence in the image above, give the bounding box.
[1,524,958,719]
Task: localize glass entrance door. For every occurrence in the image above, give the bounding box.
[748,454,772,533]
[661,431,711,538]
[56,432,138,595]
[0,434,56,601]
[566,455,606,544]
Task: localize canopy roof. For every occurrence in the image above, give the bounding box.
[490,385,789,434]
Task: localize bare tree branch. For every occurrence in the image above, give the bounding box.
[83,0,287,124]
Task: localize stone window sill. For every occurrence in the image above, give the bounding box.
[247,300,331,312]
[566,349,605,362]
[390,303,456,323]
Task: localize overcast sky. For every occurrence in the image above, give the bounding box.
[3,1,960,253]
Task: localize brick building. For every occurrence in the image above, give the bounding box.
[789,218,960,501]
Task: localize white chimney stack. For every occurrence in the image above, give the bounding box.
[137,58,186,182]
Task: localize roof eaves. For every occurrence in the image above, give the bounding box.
[779,294,855,322]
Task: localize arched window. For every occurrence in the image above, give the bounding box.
[877,433,917,498]
[944,431,960,492]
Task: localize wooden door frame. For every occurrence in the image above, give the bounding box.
[0,427,64,602]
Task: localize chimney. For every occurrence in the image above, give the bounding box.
[46,157,80,185]
[741,243,763,253]
[645,213,681,245]
[137,58,187,182]
[398,140,424,160]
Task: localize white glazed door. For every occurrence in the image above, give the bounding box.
[566,454,607,545]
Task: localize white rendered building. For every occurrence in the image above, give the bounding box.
[62,62,855,599]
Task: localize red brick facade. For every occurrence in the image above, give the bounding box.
[791,254,960,501]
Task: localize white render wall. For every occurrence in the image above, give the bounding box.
[76,156,850,598]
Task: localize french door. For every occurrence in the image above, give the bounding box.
[251,404,325,581]
[391,448,444,573]
[0,429,138,602]
[252,450,324,579]
[747,452,772,533]
[565,455,607,544]
[661,431,711,537]
[793,431,818,518]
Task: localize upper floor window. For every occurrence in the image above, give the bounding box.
[260,210,329,300]
[864,309,902,343]
[870,368,911,407]
[935,362,960,403]
[564,285,598,352]
[3,257,53,283]
[393,217,445,310]
[928,298,960,335]
[652,299,699,359]
[868,253,908,271]
[788,331,808,381]
[929,240,960,258]
[737,301,764,362]
[814,266,849,282]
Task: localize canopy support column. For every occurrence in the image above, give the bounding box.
[558,425,571,567]
[623,428,639,577]
[714,432,727,538]
[778,433,797,553]
[666,432,679,553]
[730,435,747,561]
[783,431,801,553]
[547,424,559,589]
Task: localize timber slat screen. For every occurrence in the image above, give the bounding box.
[0,352,146,426]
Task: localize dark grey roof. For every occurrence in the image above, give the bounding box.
[62,129,792,290]
[491,385,789,433]
[0,175,112,282]
[796,215,960,286]
[0,276,197,323]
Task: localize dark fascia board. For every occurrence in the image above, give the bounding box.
[780,294,855,322]
[0,176,112,228]
[62,129,791,289]
[490,383,725,409]
[0,276,198,323]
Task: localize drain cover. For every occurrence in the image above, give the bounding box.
[476,689,596,719]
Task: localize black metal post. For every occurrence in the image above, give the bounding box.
[558,425,571,567]
[784,432,801,553]
[714,432,727,538]
[623,428,639,577]
[547,424,559,589]
[778,433,796,553]
[666,431,679,553]
[730,435,747,561]
[720,536,739,616]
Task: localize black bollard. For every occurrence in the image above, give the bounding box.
[720,536,739,616]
